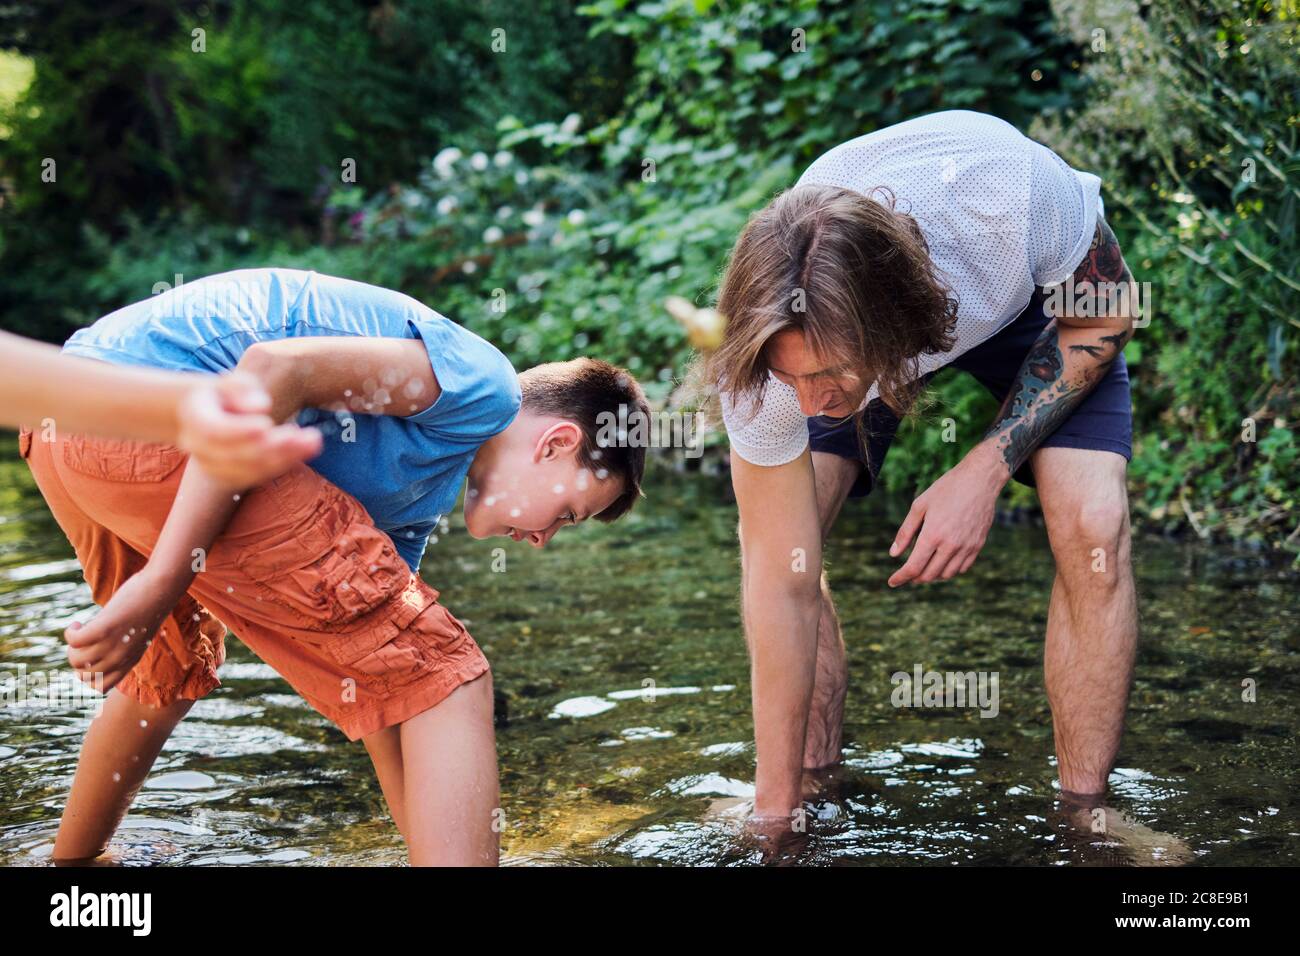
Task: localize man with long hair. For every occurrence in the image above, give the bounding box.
[707,111,1138,838]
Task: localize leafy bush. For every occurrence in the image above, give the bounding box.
[1036,0,1298,550]
[4,0,1291,550]
[324,0,1084,404]
[0,0,625,338]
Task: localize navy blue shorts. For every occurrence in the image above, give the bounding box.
[808,290,1133,498]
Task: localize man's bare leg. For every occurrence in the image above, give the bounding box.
[53,689,193,862]
[802,452,862,771]
[1032,447,1137,797]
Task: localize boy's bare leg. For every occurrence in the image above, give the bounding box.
[362,725,408,840]
[399,673,499,866]
[53,689,193,862]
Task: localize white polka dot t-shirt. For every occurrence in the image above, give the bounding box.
[721,110,1104,467]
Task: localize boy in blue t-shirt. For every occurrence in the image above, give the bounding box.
[20,268,650,865]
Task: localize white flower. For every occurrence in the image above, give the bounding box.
[496,205,514,220]
[432,147,462,178]
[514,169,529,186]
[566,209,586,226]
[462,260,478,274]
[493,150,513,167]
[470,151,489,171]
[483,225,504,244]
[560,113,581,135]
[522,208,545,227]
[436,196,459,216]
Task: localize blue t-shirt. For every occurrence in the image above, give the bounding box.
[62,268,521,572]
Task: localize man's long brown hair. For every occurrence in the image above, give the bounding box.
[706,184,958,421]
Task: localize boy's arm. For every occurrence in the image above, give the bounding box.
[97,335,440,623]
[90,334,445,658]
[65,457,245,691]
[235,337,442,424]
[142,458,245,603]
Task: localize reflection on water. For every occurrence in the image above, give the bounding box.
[1,436,1296,866]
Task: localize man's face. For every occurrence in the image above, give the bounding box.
[463,420,624,547]
[767,328,868,418]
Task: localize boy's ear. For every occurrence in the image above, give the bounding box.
[534,420,584,462]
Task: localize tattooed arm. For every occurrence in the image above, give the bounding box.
[981,216,1136,474]
[887,217,1136,587]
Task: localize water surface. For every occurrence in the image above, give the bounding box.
[1,436,1295,865]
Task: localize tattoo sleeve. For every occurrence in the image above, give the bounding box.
[983,217,1135,474]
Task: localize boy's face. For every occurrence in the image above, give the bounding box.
[464,418,624,547]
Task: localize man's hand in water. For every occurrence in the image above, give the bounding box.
[888,443,1005,587]
[64,568,177,692]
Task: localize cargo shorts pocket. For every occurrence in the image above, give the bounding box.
[323,581,476,695]
[233,483,408,630]
[59,433,187,483]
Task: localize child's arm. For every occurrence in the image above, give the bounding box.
[64,457,244,691]
[2,331,321,487]
[62,335,440,689]
[234,337,443,422]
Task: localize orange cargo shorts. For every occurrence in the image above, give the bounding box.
[18,426,489,741]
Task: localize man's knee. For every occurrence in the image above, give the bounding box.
[1049,495,1131,585]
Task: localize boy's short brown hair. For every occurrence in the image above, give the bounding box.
[518,358,649,521]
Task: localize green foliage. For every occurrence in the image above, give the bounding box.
[0,0,1292,549]
[1036,0,1298,550]
[0,0,623,337]
[321,0,1083,404]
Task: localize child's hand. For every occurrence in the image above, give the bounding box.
[65,570,174,693]
[177,371,322,489]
